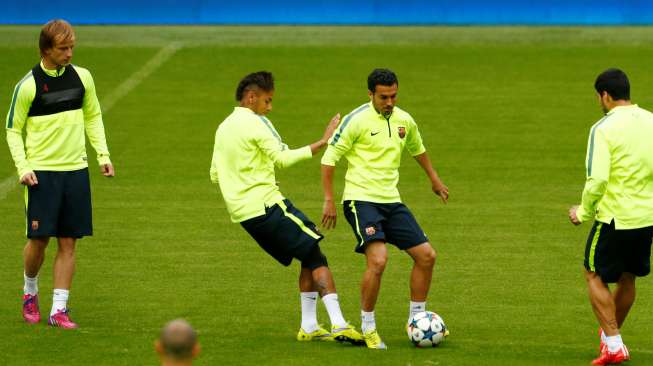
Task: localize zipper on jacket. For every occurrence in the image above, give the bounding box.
[385,116,391,137]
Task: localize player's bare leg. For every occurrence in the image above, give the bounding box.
[613,272,636,329]
[53,237,76,290]
[406,242,436,324]
[48,237,78,328]
[310,266,337,295]
[24,238,49,278]
[406,242,436,302]
[361,241,387,312]
[299,267,315,292]
[360,241,388,349]
[586,270,630,364]
[585,270,619,335]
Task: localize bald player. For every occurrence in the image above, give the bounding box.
[155,319,200,366]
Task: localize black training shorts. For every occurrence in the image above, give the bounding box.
[343,200,428,254]
[25,168,92,238]
[240,199,323,266]
[584,220,653,283]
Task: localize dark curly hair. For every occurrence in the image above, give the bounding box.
[235,71,274,101]
[367,68,398,93]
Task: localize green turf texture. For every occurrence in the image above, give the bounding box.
[1,26,653,365]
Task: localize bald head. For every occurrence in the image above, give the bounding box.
[158,319,198,360]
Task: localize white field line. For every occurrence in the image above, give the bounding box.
[1,42,182,199]
[0,175,17,200]
[100,42,182,112]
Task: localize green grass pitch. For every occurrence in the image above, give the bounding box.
[1,26,653,365]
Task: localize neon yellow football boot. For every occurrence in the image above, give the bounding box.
[331,323,365,345]
[362,329,387,350]
[297,325,334,341]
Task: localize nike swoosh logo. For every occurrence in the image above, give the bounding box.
[371,131,380,136]
[332,327,350,333]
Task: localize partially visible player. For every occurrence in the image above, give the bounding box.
[210,71,362,344]
[5,19,114,329]
[321,68,449,349]
[569,68,653,366]
[155,319,200,366]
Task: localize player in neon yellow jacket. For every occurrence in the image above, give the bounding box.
[569,68,653,365]
[6,19,114,329]
[210,71,363,344]
[321,69,449,349]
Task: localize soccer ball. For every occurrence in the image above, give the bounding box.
[407,311,448,347]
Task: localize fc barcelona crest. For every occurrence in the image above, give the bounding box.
[398,126,406,139]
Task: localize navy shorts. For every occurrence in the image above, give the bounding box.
[584,220,653,283]
[343,200,428,254]
[25,168,93,239]
[240,199,324,267]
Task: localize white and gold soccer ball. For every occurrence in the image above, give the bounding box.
[407,311,448,347]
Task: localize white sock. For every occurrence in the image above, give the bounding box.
[51,289,69,316]
[600,329,607,343]
[361,310,376,333]
[322,293,347,328]
[606,334,623,353]
[300,292,319,332]
[24,273,38,296]
[409,301,426,322]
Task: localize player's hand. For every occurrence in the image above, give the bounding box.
[321,113,341,145]
[101,163,115,177]
[432,181,449,204]
[569,205,581,225]
[20,171,38,186]
[321,198,337,229]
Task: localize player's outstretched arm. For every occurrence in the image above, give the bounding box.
[309,113,340,155]
[257,113,340,169]
[321,164,337,229]
[414,152,448,204]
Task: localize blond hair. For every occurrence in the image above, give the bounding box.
[39,19,75,56]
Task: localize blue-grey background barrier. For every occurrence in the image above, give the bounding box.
[3,0,653,25]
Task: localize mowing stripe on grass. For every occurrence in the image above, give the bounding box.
[100,42,182,112]
[0,175,17,200]
[0,42,182,199]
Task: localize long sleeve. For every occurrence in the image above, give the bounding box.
[209,130,220,183]
[5,74,35,179]
[77,67,111,166]
[321,116,357,166]
[576,126,611,222]
[255,117,312,169]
